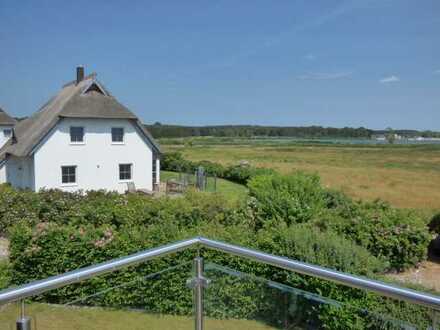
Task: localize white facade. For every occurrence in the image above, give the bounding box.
[4,156,34,190]
[2,118,160,193]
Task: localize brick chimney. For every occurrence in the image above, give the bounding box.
[76,66,84,84]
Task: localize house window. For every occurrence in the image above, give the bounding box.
[119,164,132,180]
[112,127,124,143]
[3,129,12,138]
[61,166,76,184]
[70,127,84,143]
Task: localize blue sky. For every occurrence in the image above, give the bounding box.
[0,1,439,130]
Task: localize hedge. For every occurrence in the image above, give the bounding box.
[0,168,434,328]
[161,152,274,184]
[312,200,431,270]
[247,172,326,227]
[8,215,431,328]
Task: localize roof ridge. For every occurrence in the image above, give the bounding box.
[0,107,17,125]
[0,71,161,158]
[62,72,97,88]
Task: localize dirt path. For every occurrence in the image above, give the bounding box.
[388,254,440,292]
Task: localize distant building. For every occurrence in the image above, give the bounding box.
[0,67,161,193]
[372,133,402,141]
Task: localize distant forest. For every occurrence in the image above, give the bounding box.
[146,123,440,139]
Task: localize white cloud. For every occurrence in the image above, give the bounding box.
[379,75,400,84]
[304,54,317,61]
[297,71,353,80]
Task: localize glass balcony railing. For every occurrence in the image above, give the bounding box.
[204,263,435,329]
[0,237,439,330]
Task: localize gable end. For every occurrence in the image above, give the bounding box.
[81,80,108,96]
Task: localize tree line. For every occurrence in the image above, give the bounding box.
[146,123,373,138]
[145,123,440,139]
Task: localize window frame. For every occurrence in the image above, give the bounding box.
[111,127,125,144]
[119,163,132,181]
[70,126,85,144]
[3,129,12,138]
[61,165,77,186]
[152,155,158,185]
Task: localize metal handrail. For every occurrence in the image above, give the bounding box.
[0,237,199,305]
[1,236,440,311]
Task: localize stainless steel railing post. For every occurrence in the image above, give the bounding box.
[16,300,31,330]
[193,257,204,330]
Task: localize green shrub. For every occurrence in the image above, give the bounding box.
[313,201,431,271]
[318,298,431,330]
[247,172,326,227]
[161,152,274,184]
[0,184,40,233]
[428,212,440,234]
[257,223,386,276]
[223,165,275,185]
[196,160,226,177]
[8,213,259,315]
[161,152,193,173]
[9,220,192,309]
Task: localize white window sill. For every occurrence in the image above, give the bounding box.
[119,180,133,183]
[60,183,78,187]
[111,142,125,145]
[69,142,85,145]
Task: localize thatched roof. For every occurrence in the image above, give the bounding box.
[0,108,17,125]
[0,73,160,159]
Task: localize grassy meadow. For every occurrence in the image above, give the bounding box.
[163,139,440,212]
[0,303,275,330]
[161,170,248,204]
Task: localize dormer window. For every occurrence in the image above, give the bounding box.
[82,80,108,96]
[3,129,12,138]
[112,127,124,143]
[70,126,84,143]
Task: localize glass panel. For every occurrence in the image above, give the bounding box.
[119,164,132,180]
[204,263,436,330]
[112,128,124,142]
[61,166,76,184]
[70,127,84,142]
[20,261,193,330]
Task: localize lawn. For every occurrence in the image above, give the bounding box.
[161,170,248,204]
[0,303,276,330]
[163,141,440,211]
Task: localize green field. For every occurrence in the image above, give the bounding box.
[163,140,440,211]
[0,303,275,330]
[161,170,248,204]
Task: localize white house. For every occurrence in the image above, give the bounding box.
[0,67,161,193]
